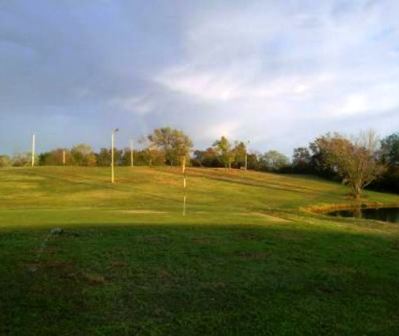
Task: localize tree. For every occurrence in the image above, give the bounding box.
[11,153,31,167]
[120,147,134,166]
[309,138,337,178]
[138,136,165,167]
[142,148,165,167]
[232,141,247,168]
[39,148,71,166]
[292,147,311,173]
[147,127,193,167]
[373,132,399,192]
[172,130,193,171]
[260,150,289,171]
[213,136,235,169]
[191,148,222,167]
[0,155,11,167]
[246,152,260,170]
[318,131,385,200]
[96,148,112,167]
[70,144,96,166]
[96,148,122,166]
[380,133,399,166]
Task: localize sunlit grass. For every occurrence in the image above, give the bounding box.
[1,167,399,335]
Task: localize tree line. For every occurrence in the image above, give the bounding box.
[0,127,290,171]
[1,127,398,197]
[290,131,399,195]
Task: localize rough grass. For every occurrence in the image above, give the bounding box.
[0,166,399,335]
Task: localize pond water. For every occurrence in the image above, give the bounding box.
[327,207,399,223]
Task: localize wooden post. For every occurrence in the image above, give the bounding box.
[183,193,186,216]
[111,132,115,183]
[62,150,66,165]
[181,156,186,174]
[111,129,119,183]
[182,155,187,216]
[245,140,250,170]
[130,139,134,167]
[31,134,35,167]
[183,175,187,216]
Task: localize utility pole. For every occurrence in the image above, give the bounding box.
[111,128,119,183]
[31,133,36,167]
[130,139,134,167]
[244,140,250,170]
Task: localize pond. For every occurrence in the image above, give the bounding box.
[327,207,399,223]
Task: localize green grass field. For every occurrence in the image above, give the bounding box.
[1,166,399,335]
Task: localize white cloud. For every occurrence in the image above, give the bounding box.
[2,0,399,154]
[152,0,399,154]
[109,96,155,115]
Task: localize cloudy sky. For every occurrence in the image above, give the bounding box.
[1,0,399,155]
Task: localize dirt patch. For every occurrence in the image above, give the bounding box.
[82,272,106,285]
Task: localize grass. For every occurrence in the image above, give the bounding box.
[1,166,399,335]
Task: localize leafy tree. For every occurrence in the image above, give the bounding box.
[147,127,193,166]
[95,148,122,166]
[96,148,112,167]
[0,155,11,167]
[191,148,222,167]
[213,136,235,169]
[11,153,31,167]
[309,138,338,178]
[260,150,289,171]
[246,152,260,170]
[380,133,399,166]
[143,148,165,167]
[318,131,385,200]
[39,148,71,166]
[232,141,247,168]
[70,144,96,166]
[371,132,399,192]
[292,147,311,173]
[120,147,134,166]
[137,136,164,167]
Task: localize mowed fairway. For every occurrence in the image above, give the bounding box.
[1,167,399,335]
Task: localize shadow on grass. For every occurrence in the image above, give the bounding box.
[1,222,399,336]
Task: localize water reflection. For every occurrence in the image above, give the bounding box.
[327,207,399,223]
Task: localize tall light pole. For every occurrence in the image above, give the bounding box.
[244,140,250,170]
[130,139,134,167]
[111,128,119,183]
[31,133,36,167]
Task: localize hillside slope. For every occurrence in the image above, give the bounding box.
[1,167,399,335]
[0,166,397,227]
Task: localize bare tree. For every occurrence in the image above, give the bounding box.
[319,130,385,200]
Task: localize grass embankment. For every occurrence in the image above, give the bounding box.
[0,167,399,335]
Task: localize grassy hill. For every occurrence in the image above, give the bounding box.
[1,167,399,335]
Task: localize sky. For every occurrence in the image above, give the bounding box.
[1,0,399,156]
